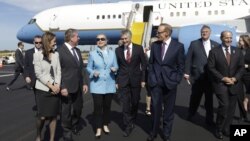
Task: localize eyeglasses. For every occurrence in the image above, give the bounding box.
[96,38,106,41]
[156,31,166,34]
[35,42,42,44]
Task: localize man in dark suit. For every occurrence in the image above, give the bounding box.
[57,28,88,141]
[208,31,245,139]
[6,41,25,91]
[184,25,219,125]
[24,35,42,90]
[147,23,185,141]
[115,29,146,137]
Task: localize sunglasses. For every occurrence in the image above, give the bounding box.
[96,38,106,41]
[35,42,42,44]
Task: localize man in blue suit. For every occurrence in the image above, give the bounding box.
[147,23,185,141]
[184,25,219,125]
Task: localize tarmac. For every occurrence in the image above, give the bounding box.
[0,64,249,141]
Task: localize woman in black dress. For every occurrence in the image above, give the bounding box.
[34,32,61,141]
[237,34,250,121]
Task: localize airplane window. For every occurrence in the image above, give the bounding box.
[221,10,225,14]
[182,12,186,16]
[113,15,116,19]
[102,15,105,19]
[170,12,174,17]
[208,11,212,15]
[195,11,199,16]
[176,12,180,17]
[97,15,100,19]
[108,15,110,19]
[118,14,122,19]
[28,19,36,24]
[214,10,218,15]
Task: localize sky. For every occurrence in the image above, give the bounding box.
[0,0,143,50]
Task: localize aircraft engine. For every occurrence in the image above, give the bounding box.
[176,24,237,54]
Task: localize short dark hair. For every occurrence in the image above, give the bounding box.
[17,41,23,47]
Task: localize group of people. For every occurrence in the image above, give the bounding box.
[184,26,250,140]
[5,23,250,141]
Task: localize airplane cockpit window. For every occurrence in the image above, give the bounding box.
[28,19,36,24]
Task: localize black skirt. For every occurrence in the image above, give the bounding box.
[36,89,60,117]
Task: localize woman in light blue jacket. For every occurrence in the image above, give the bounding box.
[87,34,118,139]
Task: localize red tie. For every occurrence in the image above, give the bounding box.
[225,47,230,65]
[126,47,131,63]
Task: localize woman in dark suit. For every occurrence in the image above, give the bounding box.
[34,32,61,141]
[238,35,250,119]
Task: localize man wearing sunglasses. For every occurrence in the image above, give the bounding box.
[24,35,43,90]
[6,41,25,91]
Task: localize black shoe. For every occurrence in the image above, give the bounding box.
[95,135,101,139]
[63,137,73,141]
[205,119,215,126]
[215,130,223,139]
[147,135,156,141]
[223,130,230,137]
[163,136,170,141]
[187,114,193,121]
[72,128,80,135]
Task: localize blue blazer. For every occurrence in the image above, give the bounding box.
[148,40,185,89]
[87,47,118,94]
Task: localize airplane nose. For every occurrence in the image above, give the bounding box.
[16,24,44,43]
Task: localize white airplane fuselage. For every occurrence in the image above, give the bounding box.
[17,0,250,49]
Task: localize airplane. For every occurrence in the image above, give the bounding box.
[17,0,250,52]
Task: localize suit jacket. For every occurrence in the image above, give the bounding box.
[185,38,219,80]
[115,43,146,87]
[15,49,24,72]
[33,52,61,92]
[57,44,88,93]
[24,48,36,87]
[207,45,245,95]
[87,47,118,94]
[148,40,185,89]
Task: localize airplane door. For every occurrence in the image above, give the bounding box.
[49,13,60,31]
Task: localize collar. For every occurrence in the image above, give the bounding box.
[163,37,171,45]
[65,42,75,51]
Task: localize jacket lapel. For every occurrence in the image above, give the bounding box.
[199,39,207,57]
[62,44,78,66]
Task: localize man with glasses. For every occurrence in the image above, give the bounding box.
[6,41,25,91]
[115,29,146,137]
[147,23,185,141]
[24,35,43,90]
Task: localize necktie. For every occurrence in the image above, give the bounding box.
[71,48,80,65]
[225,47,230,65]
[161,42,166,60]
[126,47,131,63]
